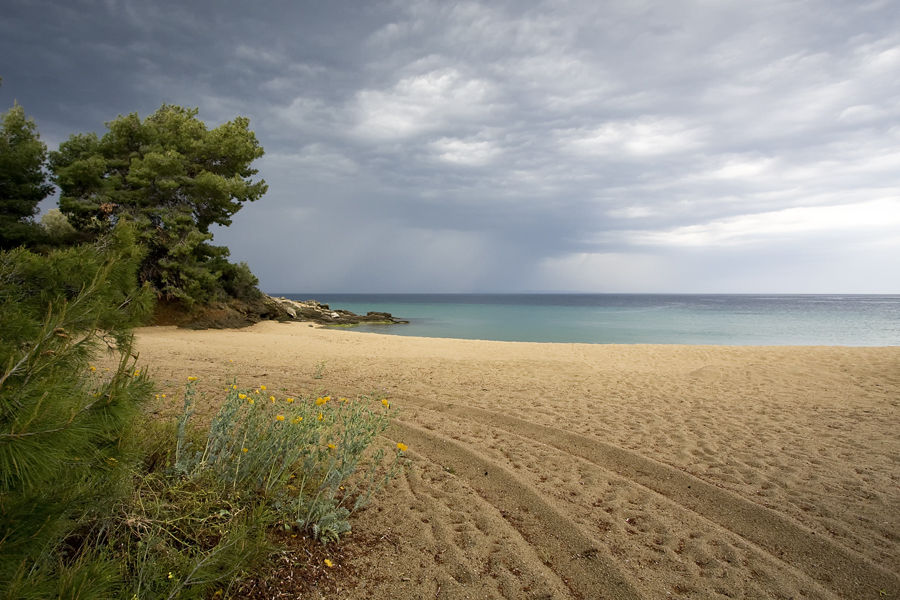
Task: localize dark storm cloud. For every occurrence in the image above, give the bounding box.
[3,0,899,292]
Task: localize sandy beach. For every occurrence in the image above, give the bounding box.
[132,321,900,599]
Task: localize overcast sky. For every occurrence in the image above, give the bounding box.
[3,0,899,293]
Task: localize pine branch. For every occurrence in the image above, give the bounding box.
[0,393,108,440]
[0,261,110,389]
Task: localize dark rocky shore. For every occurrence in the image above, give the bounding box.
[154,294,408,330]
[261,296,408,327]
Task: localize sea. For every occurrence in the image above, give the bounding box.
[278,294,900,346]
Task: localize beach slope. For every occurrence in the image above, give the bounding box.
[134,322,900,599]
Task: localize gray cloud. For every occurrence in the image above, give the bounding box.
[3,0,899,292]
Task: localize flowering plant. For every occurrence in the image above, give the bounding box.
[174,380,404,544]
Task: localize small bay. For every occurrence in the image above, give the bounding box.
[279,294,900,346]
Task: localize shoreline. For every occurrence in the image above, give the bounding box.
[281,293,900,346]
[320,322,900,348]
[133,321,900,599]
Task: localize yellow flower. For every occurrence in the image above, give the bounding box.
[89,366,96,372]
[317,413,323,421]
[260,385,266,391]
[188,376,197,381]
[315,397,327,406]
[168,572,174,579]
[161,394,166,398]
[291,416,303,424]
[327,443,336,450]
[133,370,140,377]
[232,384,237,389]
[324,396,331,402]
[253,389,260,394]
[248,398,255,405]
[397,442,408,452]
[242,448,249,453]
[276,415,285,421]
[238,393,247,400]
[286,397,294,403]
[340,397,348,403]
[381,399,390,408]
[270,396,276,403]
[324,559,334,568]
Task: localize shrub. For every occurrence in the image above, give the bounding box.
[84,382,405,599]
[175,383,404,544]
[218,260,262,303]
[40,208,78,244]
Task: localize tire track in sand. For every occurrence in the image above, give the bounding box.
[397,398,900,600]
[390,420,644,600]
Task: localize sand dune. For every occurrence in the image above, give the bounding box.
[134,322,900,599]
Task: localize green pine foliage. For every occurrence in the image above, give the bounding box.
[0,224,154,599]
[0,102,53,250]
[49,104,268,307]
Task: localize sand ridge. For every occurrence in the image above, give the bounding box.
[133,322,900,599]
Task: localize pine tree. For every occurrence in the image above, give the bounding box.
[0,100,53,250]
[0,224,154,598]
[49,104,267,306]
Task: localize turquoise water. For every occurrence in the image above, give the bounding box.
[279,294,900,346]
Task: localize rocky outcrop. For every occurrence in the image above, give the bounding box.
[163,294,408,330]
[260,296,408,326]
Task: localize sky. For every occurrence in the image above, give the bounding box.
[2,0,899,293]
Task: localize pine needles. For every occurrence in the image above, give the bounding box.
[0,225,154,599]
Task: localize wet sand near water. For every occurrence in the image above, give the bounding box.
[133,321,900,599]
